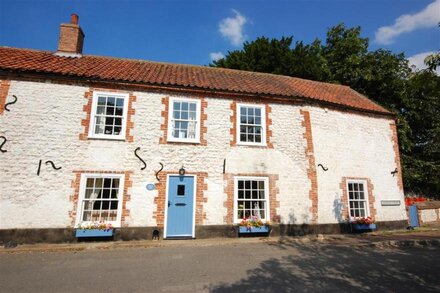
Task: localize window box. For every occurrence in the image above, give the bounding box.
[75,229,113,238]
[238,225,270,234]
[352,223,377,231]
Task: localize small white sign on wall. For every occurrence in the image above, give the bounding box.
[381,200,401,206]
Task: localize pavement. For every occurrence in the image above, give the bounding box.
[1,225,439,254]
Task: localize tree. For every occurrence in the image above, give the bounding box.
[211,23,439,198]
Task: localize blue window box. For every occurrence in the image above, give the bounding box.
[238,226,270,233]
[75,229,113,238]
[352,224,376,230]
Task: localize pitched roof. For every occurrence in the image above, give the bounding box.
[0,46,391,115]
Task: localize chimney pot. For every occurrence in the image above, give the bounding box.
[71,14,79,25]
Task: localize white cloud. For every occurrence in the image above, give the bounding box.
[210,51,225,62]
[219,9,247,46]
[407,51,440,74]
[374,0,440,45]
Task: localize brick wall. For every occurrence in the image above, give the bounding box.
[300,109,318,224]
[69,170,133,227]
[223,173,280,224]
[0,80,10,115]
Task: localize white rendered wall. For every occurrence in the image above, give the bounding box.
[0,80,406,229]
[309,107,407,223]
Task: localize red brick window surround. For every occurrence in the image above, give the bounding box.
[69,170,133,227]
[153,172,208,227]
[340,177,377,221]
[230,101,273,148]
[79,88,136,142]
[159,96,208,145]
[223,173,280,224]
[0,80,11,115]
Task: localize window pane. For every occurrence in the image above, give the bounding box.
[110,201,118,210]
[189,103,196,111]
[348,183,354,192]
[255,135,262,143]
[174,102,180,111]
[240,107,246,115]
[115,107,123,116]
[107,97,115,106]
[102,201,110,209]
[106,106,115,115]
[116,98,124,107]
[97,106,105,114]
[238,180,244,189]
[182,102,188,111]
[104,178,112,188]
[98,97,106,105]
[114,126,122,134]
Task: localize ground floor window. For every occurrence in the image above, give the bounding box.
[234,177,269,223]
[76,173,124,226]
[347,180,369,218]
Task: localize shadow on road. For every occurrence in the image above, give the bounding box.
[210,240,440,292]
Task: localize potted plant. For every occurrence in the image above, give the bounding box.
[350,216,376,231]
[75,221,114,238]
[238,216,271,234]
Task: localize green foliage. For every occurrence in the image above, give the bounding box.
[211,23,440,198]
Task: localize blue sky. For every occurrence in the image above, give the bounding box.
[0,0,439,70]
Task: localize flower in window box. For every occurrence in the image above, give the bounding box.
[77,221,113,231]
[349,216,375,225]
[239,216,267,229]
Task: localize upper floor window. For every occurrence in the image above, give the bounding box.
[237,103,266,146]
[167,97,201,143]
[347,180,370,218]
[88,92,129,140]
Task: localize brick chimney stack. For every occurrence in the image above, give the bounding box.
[57,14,85,55]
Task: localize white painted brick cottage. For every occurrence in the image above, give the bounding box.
[0,15,407,243]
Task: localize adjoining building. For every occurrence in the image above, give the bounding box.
[0,14,407,243]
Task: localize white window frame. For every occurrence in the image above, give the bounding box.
[74,173,125,228]
[88,91,129,140]
[346,179,370,219]
[233,176,270,224]
[167,97,202,143]
[236,103,267,146]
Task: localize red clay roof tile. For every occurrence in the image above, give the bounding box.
[0,46,391,114]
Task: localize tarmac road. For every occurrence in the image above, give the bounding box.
[1,240,439,292]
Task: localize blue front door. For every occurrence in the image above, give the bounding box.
[166,175,195,238]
